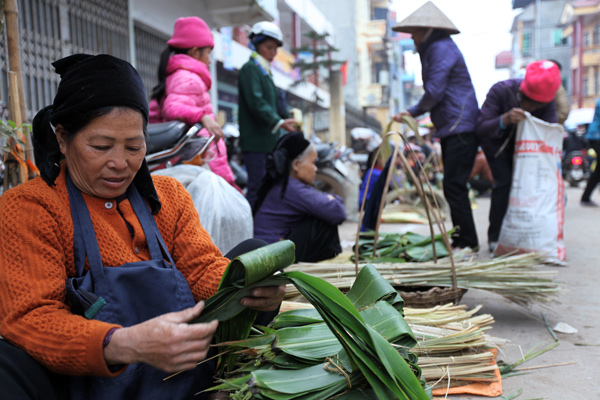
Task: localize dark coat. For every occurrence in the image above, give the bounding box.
[238,56,283,153]
[408,30,479,138]
[475,79,557,159]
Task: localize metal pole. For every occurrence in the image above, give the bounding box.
[535,0,541,60]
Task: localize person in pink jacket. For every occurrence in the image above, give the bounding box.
[149,16,240,191]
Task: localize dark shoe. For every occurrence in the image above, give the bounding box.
[580,200,599,207]
[488,242,497,253]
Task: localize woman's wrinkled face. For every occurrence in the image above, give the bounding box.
[410,28,429,46]
[257,39,280,62]
[56,108,146,199]
[292,148,318,185]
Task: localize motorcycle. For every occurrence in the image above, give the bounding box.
[562,150,589,187]
[562,124,590,187]
[145,121,214,172]
[313,140,354,201]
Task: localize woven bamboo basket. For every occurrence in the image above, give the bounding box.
[355,125,464,308]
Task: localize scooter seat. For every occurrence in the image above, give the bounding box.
[146,121,187,154]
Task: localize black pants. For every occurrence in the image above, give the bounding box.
[486,149,514,243]
[287,218,342,262]
[582,140,600,202]
[440,132,479,248]
[241,151,267,209]
[0,238,270,400]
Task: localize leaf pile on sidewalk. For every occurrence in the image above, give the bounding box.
[353,230,452,263]
[205,264,430,399]
[282,301,507,391]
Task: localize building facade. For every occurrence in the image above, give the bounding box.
[561,0,600,108]
[510,0,571,91]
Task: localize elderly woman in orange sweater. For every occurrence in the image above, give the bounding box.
[0,54,285,400]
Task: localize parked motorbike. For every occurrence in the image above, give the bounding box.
[313,140,354,201]
[145,121,214,172]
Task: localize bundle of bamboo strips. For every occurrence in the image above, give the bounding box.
[281,301,507,391]
[285,253,560,307]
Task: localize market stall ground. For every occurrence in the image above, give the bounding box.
[337,185,600,399]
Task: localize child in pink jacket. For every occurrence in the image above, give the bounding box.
[149,16,239,190]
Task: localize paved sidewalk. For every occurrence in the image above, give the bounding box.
[337,186,600,399]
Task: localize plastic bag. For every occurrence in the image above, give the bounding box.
[153,165,253,255]
[151,164,208,188]
[186,169,253,255]
[494,113,565,264]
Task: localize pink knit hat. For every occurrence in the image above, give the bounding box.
[167,17,214,49]
[520,60,561,103]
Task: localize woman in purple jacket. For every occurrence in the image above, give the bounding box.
[253,133,346,262]
[476,60,561,252]
[392,2,480,250]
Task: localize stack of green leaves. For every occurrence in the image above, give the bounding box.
[353,230,453,263]
[206,264,430,399]
[280,301,508,391]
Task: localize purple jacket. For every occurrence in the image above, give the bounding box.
[408,31,479,138]
[253,177,346,243]
[475,79,557,158]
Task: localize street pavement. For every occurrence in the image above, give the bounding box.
[337,185,600,399]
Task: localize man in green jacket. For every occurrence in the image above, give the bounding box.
[238,21,297,207]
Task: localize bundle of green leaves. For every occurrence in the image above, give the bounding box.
[353,230,453,263]
[205,260,431,399]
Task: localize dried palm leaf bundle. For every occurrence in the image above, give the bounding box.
[285,252,560,307]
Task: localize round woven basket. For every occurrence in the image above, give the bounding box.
[395,286,467,308]
[355,130,464,309]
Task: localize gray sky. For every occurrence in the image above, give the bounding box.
[391,0,517,106]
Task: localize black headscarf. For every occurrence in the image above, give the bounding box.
[31,54,161,213]
[252,132,310,215]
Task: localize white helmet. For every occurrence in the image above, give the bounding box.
[250,21,283,46]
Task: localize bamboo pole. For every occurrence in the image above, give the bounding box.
[7,71,27,185]
[4,0,35,167]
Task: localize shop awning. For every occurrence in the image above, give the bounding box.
[204,0,278,28]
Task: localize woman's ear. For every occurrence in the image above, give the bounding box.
[55,125,68,155]
[291,159,301,175]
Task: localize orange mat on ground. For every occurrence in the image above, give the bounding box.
[432,349,502,398]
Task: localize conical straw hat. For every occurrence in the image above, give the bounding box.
[392,1,460,34]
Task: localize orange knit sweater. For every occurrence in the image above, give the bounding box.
[0,166,229,377]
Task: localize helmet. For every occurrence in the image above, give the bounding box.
[249,21,283,47]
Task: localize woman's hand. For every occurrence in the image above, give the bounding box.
[392,111,412,122]
[281,118,298,132]
[240,284,286,312]
[201,115,224,142]
[501,108,527,126]
[103,302,218,373]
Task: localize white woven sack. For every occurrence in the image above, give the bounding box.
[494,113,566,264]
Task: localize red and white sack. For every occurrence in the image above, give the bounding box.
[494,113,566,264]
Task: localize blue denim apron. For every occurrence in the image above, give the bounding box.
[65,174,215,400]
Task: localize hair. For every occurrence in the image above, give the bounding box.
[150,46,192,102]
[56,106,147,144]
[292,143,315,169]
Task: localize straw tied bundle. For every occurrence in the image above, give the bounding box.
[285,252,560,308]
[281,301,507,391]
